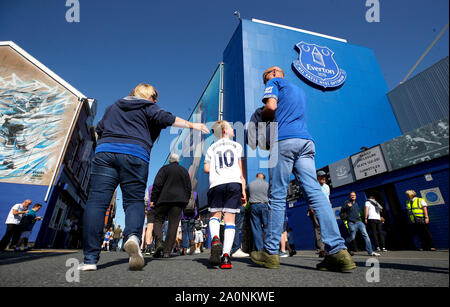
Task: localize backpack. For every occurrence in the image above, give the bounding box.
[183,192,196,217]
[339,207,349,220]
[194,220,202,231]
[246,107,277,151]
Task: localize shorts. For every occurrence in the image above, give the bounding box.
[194,230,204,243]
[147,209,156,223]
[207,182,242,214]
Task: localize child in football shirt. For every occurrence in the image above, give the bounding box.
[204,120,246,269]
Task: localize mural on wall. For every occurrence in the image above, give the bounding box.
[166,64,221,209]
[0,45,79,185]
[382,118,449,171]
[0,74,74,183]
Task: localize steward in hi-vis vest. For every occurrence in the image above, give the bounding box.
[407,197,428,224]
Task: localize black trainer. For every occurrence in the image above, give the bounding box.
[209,236,222,266]
[220,253,232,269]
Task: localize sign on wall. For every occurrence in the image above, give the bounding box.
[329,158,355,188]
[351,145,387,180]
[420,187,446,206]
[292,41,347,88]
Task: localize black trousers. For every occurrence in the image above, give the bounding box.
[0,224,22,250]
[367,219,385,249]
[153,203,185,254]
[413,223,435,250]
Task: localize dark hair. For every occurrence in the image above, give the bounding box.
[33,203,42,208]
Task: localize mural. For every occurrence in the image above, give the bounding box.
[166,64,221,209]
[0,45,79,185]
[0,74,74,183]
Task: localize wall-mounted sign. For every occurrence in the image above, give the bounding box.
[329,158,355,188]
[351,145,387,180]
[292,41,346,88]
[420,187,445,206]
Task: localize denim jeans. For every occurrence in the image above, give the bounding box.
[232,206,246,253]
[346,221,373,254]
[181,220,194,249]
[250,203,269,251]
[83,152,148,264]
[264,138,347,255]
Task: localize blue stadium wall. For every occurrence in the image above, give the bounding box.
[0,183,49,242]
[222,19,402,181]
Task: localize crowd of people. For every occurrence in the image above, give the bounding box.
[0,66,438,273]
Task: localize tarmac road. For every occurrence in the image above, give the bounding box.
[0,249,448,288]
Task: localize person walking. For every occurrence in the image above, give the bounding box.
[307,170,331,258]
[364,196,387,252]
[0,199,31,251]
[16,203,43,252]
[342,192,380,257]
[405,190,436,251]
[78,83,209,271]
[151,153,192,258]
[247,173,269,253]
[250,66,354,272]
[204,120,247,269]
[143,186,156,255]
[113,225,123,252]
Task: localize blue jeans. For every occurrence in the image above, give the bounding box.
[181,220,194,248]
[82,152,148,264]
[232,206,246,253]
[264,138,347,255]
[250,203,269,251]
[346,221,373,254]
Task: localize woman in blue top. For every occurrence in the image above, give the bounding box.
[79,83,209,271]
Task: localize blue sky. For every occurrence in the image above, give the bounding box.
[1,0,448,228]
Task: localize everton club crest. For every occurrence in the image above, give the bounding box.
[293,41,346,88]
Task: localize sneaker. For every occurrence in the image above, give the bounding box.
[153,242,165,258]
[375,247,381,252]
[220,253,232,269]
[279,251,289,258]
[316,249,356,273]
[209,236,223,266]
[231,248,249,258]
[78,263,97,271]
[370,252,381,257]
[194,249,201,254]
[144,245,152,256]
[123,235,145,271]
[381,248,388,252]
[250,250,280,269]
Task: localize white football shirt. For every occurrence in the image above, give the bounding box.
[205,138,243,189]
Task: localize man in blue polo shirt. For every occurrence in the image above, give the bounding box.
[250,66,355,272]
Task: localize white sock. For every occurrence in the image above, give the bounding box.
[223,223,236,255]
[209,217,221,240]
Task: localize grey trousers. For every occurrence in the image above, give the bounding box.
[308,210,325,252]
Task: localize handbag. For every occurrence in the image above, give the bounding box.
[183,192,196,216]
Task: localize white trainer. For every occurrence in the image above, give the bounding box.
[77,263,97,271]
[370,252,381,257]
[232,248,250,258]
[123,235,145,271]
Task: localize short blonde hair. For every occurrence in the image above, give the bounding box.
[405,190,417,198]
[212,120,231,138]
[130,83,158,102]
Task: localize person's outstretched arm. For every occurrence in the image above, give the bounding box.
[172,117,210,134]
